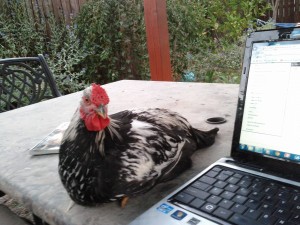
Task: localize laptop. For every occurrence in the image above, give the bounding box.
[128,27,300,225]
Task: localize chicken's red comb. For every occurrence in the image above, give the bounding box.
[90,83,109,105]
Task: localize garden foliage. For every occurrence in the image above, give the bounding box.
[75,0,149,84]
[0,0,270,94]
[167,0,270,82]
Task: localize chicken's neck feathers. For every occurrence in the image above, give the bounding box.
[106,118,123,142]
[95,131,106,157]
[62,110,122,159]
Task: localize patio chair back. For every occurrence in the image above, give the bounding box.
[0,54,61,112]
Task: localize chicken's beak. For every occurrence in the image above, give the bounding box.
[96,104,107,119]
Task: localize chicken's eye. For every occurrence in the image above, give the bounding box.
[83,97,91,105]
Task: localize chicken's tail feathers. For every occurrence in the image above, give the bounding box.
[192,127,219,149]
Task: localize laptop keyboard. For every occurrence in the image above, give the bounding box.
[169,166,300,225]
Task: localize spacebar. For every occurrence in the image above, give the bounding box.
[229,214,263,225]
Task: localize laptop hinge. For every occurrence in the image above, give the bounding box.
[225,159,264,172]
[227,158,300,182]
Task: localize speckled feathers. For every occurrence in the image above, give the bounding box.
[58,85,219,206]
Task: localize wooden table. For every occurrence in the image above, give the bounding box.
[0,80,239,225]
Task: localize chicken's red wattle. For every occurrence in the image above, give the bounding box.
[80,108,110,131]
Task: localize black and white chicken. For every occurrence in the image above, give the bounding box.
[59,83,218,206]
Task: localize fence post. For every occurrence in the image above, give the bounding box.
[143,0,173,81]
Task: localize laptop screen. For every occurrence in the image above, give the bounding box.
[239,39,300,163]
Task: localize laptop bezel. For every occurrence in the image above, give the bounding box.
[230,27,300,181]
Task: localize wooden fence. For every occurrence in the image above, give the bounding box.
[24,0,300,27]
[13,0,300,25]
[277,0,300,22]
[25,0,87,25]
[265,0,300,22]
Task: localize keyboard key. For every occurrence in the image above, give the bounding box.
[264,186,277,195]
[225,184,239,192]
[209,187,223,196]
[237,187,251,196]
[207,195,222,205]
[277,191,291,200]
[269,182,279,189]
[260,203,274,213]
[223,170,234,176]
[244,208,261,220]
[214,180,227,189]
[190,198,205,208]
[291,194,300,202]
[232,195,247,204]
[250,182,264,191]
[206,170,219,178]
[258,213,278,225]
[184,187,210,200]
[192,181,209,191]
[221,191,235,200]
[201,203,217,213]
[233,173,243,179]
[293,204,300,213]
[199,175,216,185]
[275,219,296,225]
[216,173,229,181]
[219,199,234,209]
[290,213,300,224]
[246,199,261,209]
[213,207,233,220]
[211,167,222,172]
[249,191,264,201]
[264,195,279,205]
[238,179,251,188]
[174,192,194,204]
[231,203,247,214]
[279,185,289,191]
[253,178,263,183]
[227,176,240,184]
[243,175,253,181]
[229,213,260,225]
[278,200,293,210]
[274,208,290,220]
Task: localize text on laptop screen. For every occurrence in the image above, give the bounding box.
[239,40,300,163]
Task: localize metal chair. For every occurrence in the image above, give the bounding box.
[0,55,59,224]
[0,54,61,112]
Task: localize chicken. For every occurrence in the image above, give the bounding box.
[58,83,219,206]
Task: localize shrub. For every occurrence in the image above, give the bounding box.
[191,37,246,83]
[167,0,270,82]
[0,1,88,94]
[75,0,150,84]
[0,1,44,57]
[45,22,89,94]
